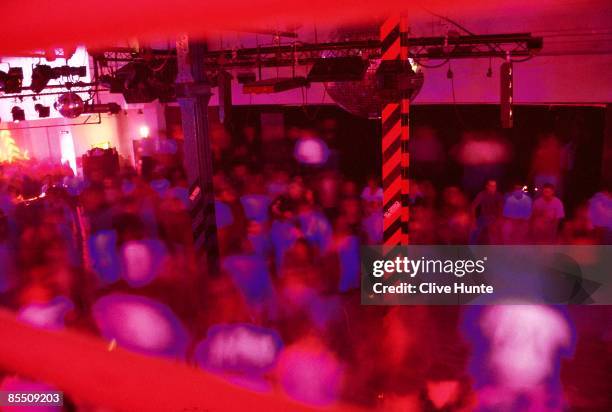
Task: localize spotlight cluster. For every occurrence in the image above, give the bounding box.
[10,106,25,122]
[0,65,86,95]
[0,63,119,123]
[0,68,23,93]
[31,64,87,93]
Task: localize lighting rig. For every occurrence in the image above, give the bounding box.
[198,32,540,125]
[92,50,178,103]
[0,67,24,93]
[31,64,87,93]
[90,31,541,127]
[198,33,541,68]
[0,61,121,122]
[92,32,541,94]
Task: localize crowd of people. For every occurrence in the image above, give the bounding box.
[0,120,610,411]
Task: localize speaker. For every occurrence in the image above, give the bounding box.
[82,147,120,181]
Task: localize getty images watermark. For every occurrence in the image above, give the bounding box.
[372,255,491,295]
[360,246,611,305]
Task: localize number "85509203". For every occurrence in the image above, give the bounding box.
[1,391,63,406]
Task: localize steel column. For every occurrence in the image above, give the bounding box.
[175,34,219,274]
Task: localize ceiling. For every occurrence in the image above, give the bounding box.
[1,0,610,56]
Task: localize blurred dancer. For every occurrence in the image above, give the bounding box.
[409,126,446,186]
[453,131,511,196]
[470,180,503,244]
[587,183,612,244]
[502,183,532,244]
[464,305,574,412]
[530,134,567,196]
[531,183,565,244]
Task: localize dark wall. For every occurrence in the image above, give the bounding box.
[167,103,606,209]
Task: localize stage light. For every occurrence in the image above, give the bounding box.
[139,125,150,138]
[54,92,84,118]
[11,106,25,122]
[31,65,55,93]
[500,62,513,128]
[31,65,87,93]
[0,68,24,93]
[243,77,309,94]
[111,60,177,103]
[83,102,122,115]
[34,103,51,118]
[53,65,87,78]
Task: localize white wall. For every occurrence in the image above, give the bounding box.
[0,97,164,171]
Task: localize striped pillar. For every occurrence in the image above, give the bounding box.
[381,16,410,246]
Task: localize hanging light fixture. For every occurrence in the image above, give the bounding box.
[11,106,25,122]
[34,103,51,118]
[31,65,87,94]
[0,67,24,93]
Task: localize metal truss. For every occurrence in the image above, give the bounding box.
[202,33,541,69]
[92,32,542,73]
[407,33,542,59]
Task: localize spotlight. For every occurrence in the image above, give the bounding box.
[52,65,87,78]
[31,65,55,93]
[54,92,84,118]
[106,60,177,103]
[0,68,24,93]
[34,104,51,118]
[500,62,513,128]
[11,106,25,122]
[83,102,122,115]
[31,65,87,93]
[139,125,150,138]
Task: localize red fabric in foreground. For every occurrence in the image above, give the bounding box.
[0,310,358,411]
[0,0,553,55]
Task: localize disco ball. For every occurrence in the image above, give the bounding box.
[324,24,424,119]
[54,92,84,118]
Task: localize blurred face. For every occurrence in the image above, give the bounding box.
[233,164,248,180]
[288,182,303,200]
[442,187,467,210]
[341,181,358,198]
[513,185,524,198]
[543,187,555,199]
[486,181,497,193]
[341,198,360,223]
[293,242,310,261]
[220,188,237,202]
